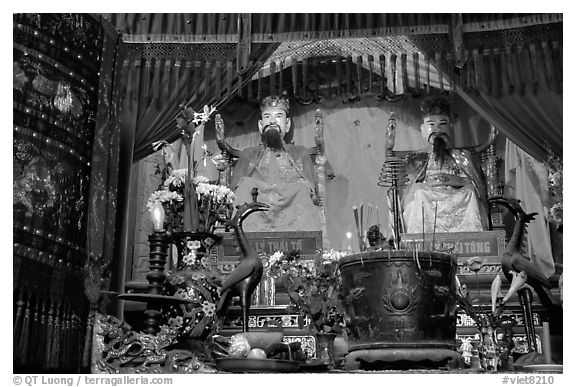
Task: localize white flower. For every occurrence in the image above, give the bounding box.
[163,169,187,189]
[182,251,197,265]
[193,175,209,185]
[269,251,284,265]
[200,255,211,268]
[146,190,182,212]
[187,240,201,250]
[202,301,216,317]
[190,271,205,281]
[174,288,191,300]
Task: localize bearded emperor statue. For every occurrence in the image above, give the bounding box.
[216,94,322,232]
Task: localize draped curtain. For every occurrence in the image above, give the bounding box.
[104,13,562,162]
[408,24,562,162]
[121,43,279,162]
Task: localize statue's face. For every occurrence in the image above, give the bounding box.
[420,113,453,146]
[258,107,291,137]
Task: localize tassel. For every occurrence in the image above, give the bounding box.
[215,61,222,100]
[269,60,276,95]
[473,49,482,92]
[302,58,309,100]
[336,57,343,97]
[143,58,151,99]
[513,46,525,95]
[278,60,284,95]
[173,59,181,96]
[18,293,31,365]
[64,305,72,369]
[29,297,40,367]
[435,52,443,91]
[379,53,387,95]
[45,301,55,369]
[446,53,455,92]
[425,55,431,94]
[552,41,562,93]
[237,66,244,98]
[183,61,193,98]
[37,300,49,369]
[226,61,233,98]
[204,61,211,100]
[528,44,539,94]
[152,58,162,104]
[500,48,509,96]
[368,54,374,94]
[518,46,527,95]
[69,311,78,371]
[13,290,25,344]
[246,61,254,99]
[345,56,352,96]
[390,54,397,94]
[290,58,298,97]
[59,305,68,369]
[489,49,499,98]
[356,55,363,95]
[400,53,409,93]
[256,63,263,101]
[163,59,171,101]
[82,309,96,370]
[193,61,201,97]
[49,303,62,369]
[413,53,420,91]
[313,58,319,98]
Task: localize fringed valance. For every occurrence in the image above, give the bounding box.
[104,13,562,43]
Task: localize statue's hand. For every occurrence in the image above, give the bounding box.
[488,125,498,144]
[312,193,321,206]
[215,114,225,141]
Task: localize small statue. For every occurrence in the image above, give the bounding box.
[366,224,388,250]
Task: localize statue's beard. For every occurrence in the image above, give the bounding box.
[261,126,284,150]
[432,136,451,167]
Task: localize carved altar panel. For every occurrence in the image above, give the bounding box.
[400,230,506,276]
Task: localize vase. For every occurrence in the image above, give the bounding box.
[315,332,337,369]
[161,231,223,341]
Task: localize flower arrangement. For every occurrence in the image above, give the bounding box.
[545,148,562,229]
[147,171,235,233]
[266,249,348,334]
[161,233,224,340]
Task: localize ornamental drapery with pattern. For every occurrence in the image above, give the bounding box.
[13,13,125,372]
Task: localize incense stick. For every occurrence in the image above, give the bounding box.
[360,203,364,247]
[432,201,438,251]
[353,206,364,251]
[421,204,425,251]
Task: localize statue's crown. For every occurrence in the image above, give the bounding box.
[420,95,451,117]
[260,93,290,113]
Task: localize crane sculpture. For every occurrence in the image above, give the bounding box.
[216,188,269,332]
[489,196,560,364]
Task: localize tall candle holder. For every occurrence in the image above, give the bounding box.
[118,230,191,334]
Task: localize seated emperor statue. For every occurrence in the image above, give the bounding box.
[398,95,492,233]
[216,94,321,232]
